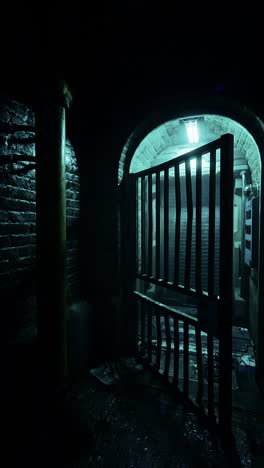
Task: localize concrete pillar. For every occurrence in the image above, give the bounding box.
[35,79,72,381]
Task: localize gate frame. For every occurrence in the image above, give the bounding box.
[121,135,234,441]
[118,96,264,383]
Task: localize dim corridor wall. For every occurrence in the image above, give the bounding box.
[0,98,80,338]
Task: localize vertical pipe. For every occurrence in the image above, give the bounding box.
[196,155,202,294]
[207,334,215,421]
[185,159,193,291]
[136,177,139,275]
[137,298,141,353]
[147,301,153,363]
[36,80,71,381]
[156,172,161,280]
[155,306,162,371]
[141,298,146,356]
[174,164,181,285]
[164,168,169,282]
[219,134,234,439]
[208,148,216,296]
[164,313,172,378]
[141,176,146,275]
[173,316,179,388]
[148,173,153,277]
[208,147,216,424]
[183,321,189,397]
[195,326,203,406]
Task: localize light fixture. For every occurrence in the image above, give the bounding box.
[185,120,199,144]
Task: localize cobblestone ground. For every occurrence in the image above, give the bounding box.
[4,355,257,468]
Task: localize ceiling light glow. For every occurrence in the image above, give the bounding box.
[185,120,199,144]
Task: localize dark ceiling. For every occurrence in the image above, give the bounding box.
[0,2,263,144]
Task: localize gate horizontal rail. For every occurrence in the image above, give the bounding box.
[134,290,219,426]
[130,134,233,440]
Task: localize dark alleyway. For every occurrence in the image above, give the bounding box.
[1,5,264,468]
[4,345,258,468]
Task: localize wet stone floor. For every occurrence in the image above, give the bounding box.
[5,356,258,468]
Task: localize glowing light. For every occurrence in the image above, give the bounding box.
[190,158,196,170]
[185,120,199,144]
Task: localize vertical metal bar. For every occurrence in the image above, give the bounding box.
[183,321,189,397]
[173,316,179,388]
[156,172,161,280]
[207,334,215,421]
[185,159,193,291]
[164,168,169,282]
[208,148,216,296]
[240,170,248,299]
[155,306,162,370]
[140,298,146,356]
[148,173,153,277]
[174,164,181,285]
[195,326,204,406]
[164,313,172,378]
[137,297,141,353]
[141,176,146,274]
[196,155,202,294]
[219,134,233,438]
[147,301,152,363]
[136,177,139,275]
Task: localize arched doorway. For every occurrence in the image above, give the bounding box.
[118,96,264,439]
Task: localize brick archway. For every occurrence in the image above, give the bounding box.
[118,96,264,185]
[118,95,264,378]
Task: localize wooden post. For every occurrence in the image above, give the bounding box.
[35,79,72,381]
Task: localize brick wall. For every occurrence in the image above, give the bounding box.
[65,142,80,299]
[0,99,80,338]
[122,114,261,184]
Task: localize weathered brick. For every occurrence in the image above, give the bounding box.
[8,141,35,156]
[67,207,80,217]
[119,153,126,163]
[9,187,36,201]
[66,180,79,190]
[11,176,35,190]
[9,267,34,282]
[0,210,9,222]
[67,271,80,282]
[17,256,36,267]
[67,215,78,225]
[66,199,80,209]
[10,234,36,246]
[0,98,80,305]
[1,245,35,259]
[0,196,32,211]
[65,172,79,182]
[0,235,11,247]
[0,184,10,197]
[8,211,36,223]
[66,189,80,200]
[67,247,79,255]
[0,222,30,234]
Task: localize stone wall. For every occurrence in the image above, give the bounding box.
[0,99,80,338]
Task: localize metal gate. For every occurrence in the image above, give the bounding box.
[123,134,234,439]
